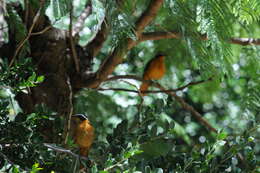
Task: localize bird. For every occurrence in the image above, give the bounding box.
[140,54,166,96]
[71,114,94,157]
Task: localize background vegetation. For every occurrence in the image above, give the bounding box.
[0,0,259,172]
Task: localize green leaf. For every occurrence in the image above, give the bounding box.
[217,132,228,140]
[28,72,36,82]
[36,76,45,83]
[140,139,172,158]
[11,166,19,173]
[145,166,151,173]
[30,163,43,173]
[7,7,30,57]
[170,121,191,145]
[124,148,143,159]
[46,0,70,21]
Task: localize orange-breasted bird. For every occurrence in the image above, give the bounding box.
[71,114,94,157]
[140,54,166,96]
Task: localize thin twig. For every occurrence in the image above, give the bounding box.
[121,79,144,115]
[9,4,44,67]
[99,77,212,93]
[31,25,52,36]
[62,77,73,145]
[69,0,80,73]
[98,87,139,93]
[104,75,217,133]
[120,80,139,89]
[43,143,89,161]
[24,0,29,26]
[137,96,144,116]
[106,75,143,81]
[103,158,128,171]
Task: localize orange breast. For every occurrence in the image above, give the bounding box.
[75,120,94,148]
[144,56,165,80]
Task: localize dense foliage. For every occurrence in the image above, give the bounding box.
[0,0,259,172]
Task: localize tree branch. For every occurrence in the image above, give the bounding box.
[72,5,92,36]
[69,1,80,73]
[154,82,218,133]
[106,75,143,81]
[229,38,260,46]
[98,87,140,93]
[134,0,164,38]
[31,25,52,36]
[62,77,73,146]
[98,77,212,93]
[86,21,108,58]
[103,75,217,133]
[139,31,260,46]
[43,143,89,161]
[139,31,181,41]
[9,5,43,67]
[103,158,128,171]
[82,0,164,89]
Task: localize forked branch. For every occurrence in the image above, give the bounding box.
[84,0,164,89]
[98,77,212,94]
[104,75,217,133]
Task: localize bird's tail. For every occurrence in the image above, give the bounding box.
[79,147,90,170]
[80,147,89,157]
[140,82,150,96]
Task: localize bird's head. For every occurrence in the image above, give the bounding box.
[72,114,88,120]
[156,54,166,62]
[72,114,90,124]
